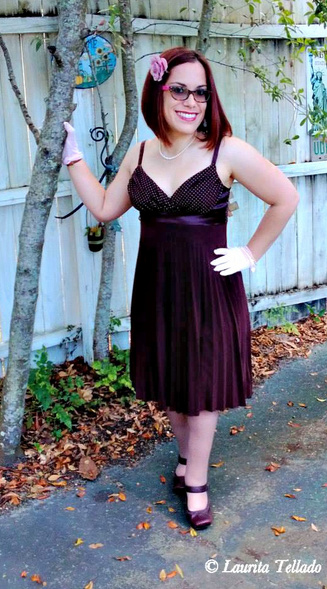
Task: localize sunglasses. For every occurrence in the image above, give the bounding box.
[161,84,211,103]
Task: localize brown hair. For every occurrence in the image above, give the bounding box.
[141,47,232,150]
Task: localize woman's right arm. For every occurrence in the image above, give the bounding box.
[63,122,139,222]
[67,151,135,222]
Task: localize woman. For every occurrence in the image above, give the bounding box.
[62,47,299,530]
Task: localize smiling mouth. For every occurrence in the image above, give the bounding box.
[175,111,198,121]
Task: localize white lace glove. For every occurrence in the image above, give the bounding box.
[210,246,256,276]
[62,122,83,165]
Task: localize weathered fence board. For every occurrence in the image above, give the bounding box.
[0,0,310,25]
[0,35,31,188]
[0,11,326,373]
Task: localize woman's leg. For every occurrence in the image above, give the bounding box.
[185,410,219,510]
[166,408,189,475]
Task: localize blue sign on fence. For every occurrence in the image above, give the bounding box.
[75,34,117,89]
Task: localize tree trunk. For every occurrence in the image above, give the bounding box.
[93,0,139,360]
[196,0,216,55]
[0,0,88,465]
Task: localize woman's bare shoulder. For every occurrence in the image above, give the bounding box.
[219,135,251,157]
[124,138,157,173]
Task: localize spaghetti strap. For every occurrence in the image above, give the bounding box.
[138,140,146,166]
[211,141,221,166]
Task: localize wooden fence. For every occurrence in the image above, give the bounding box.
[1,3,327,374]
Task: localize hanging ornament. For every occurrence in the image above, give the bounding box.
[75,34,117,89]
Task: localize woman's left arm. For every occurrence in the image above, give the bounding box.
[227,136,300,261]
[211,136,299,276]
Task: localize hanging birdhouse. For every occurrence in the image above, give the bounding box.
[75,34,117,89]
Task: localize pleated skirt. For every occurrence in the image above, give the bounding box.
[129,212,253,416]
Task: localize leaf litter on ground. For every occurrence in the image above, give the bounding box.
[0,313,327,511]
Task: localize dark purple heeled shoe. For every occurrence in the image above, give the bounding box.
[172,454,187,494]
[184,483,213,530]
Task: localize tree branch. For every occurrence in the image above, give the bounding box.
[196,0,217,54]
[0,33,40,144]
[93,0,139,360]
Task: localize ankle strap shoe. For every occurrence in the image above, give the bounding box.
[185,483,213,530]
[172,455,187,494]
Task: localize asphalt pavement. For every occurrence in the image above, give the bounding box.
[1,342,327,589]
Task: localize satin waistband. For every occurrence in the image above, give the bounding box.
[139,203,228,226]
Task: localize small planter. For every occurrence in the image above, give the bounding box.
[85,223,105,252]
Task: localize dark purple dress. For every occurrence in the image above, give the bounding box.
[127,140,252,416]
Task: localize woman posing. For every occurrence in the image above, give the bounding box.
[63,47,299,530]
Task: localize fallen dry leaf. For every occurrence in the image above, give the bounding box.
[159,569,167,581]
[167,521,179,529]
[291,515,307,521]
[65,506,75,511]
[48,474,62,482]
[84,582,93,589]
[114,556,132,561]
[311,523,319,532]
[271,526,286,536]
[210,461,224,468]
[89,543,104,549]
[30,574,43,584]
[284,494,296,499]
[230,425,245,435]
[166,571,177,578]
[136,521,151,530]
[159,475,166,484]
[74,538,84,546]
[78,456,99,481]
[175,564,184,578]
[265,462,281,472]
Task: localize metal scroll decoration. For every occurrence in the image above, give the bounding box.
[55,126,119,222]
[75,34,117,89]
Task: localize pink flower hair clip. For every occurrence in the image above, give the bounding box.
[150,54,168,81]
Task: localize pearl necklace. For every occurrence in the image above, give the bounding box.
[159,135,197,160]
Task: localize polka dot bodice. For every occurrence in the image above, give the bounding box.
[127,140,231,222]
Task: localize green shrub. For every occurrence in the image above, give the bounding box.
[27,346,87,440]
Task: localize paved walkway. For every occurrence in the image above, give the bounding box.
[1,342,327,589]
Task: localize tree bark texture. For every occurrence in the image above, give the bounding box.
[0,0,88,465]
[196,0,216,55]
[93,0,139,360]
